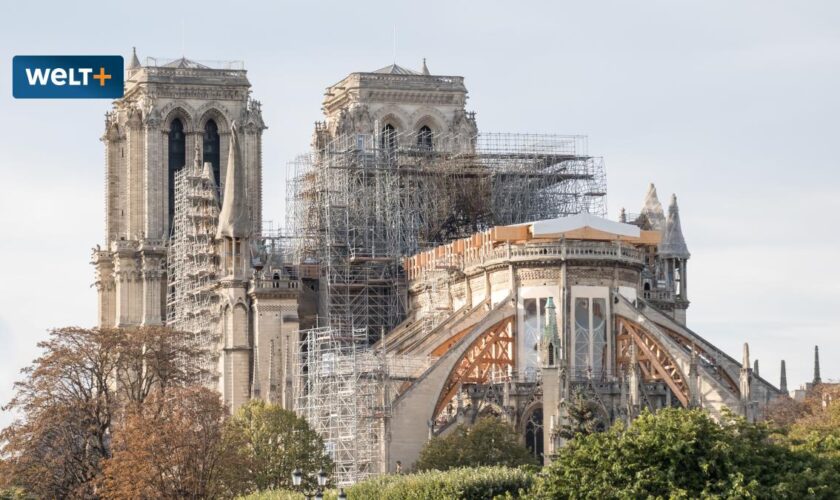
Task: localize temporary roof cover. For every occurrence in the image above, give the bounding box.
[526,213,641,239]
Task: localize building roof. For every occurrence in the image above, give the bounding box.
[527,213,641,239]
[659,194,690,259]
[372,63,421,75]
[162,57,211,69]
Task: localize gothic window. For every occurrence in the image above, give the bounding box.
[203,119,221,189]
[574,298,590,377]
[523,297,549,379]
[417,125,433,149]
[524,408,544,464]
[168,118,186,234]
[592,298,607,378]
[381,123,397,151]
[573,297,610,379]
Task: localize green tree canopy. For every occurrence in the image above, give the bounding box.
[557,391,605,440]
[414,416,538,472]
[224,400,333,492]
[527,408,840,499]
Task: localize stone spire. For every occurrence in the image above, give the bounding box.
[813,345,822,385]
[640,183,665,230]
[688,347,700,408]
[540,297,559,367]
[780,360,788,394]
[216,121,250,239]
[421,57,430,75]
[740,343,751,402]
[753,359,760,377]
[628,344,640,412]
[128,46,141,70]
[660,194,690,259]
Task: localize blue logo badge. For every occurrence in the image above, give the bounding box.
[13,55,124,99]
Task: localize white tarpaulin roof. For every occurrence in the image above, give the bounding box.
[524,213,641,238]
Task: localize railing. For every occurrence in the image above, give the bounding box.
[407,241,643,280]
[357,73,464,86]
[642,289,673,302]
[252,278,300,291]
[142,57,245,70]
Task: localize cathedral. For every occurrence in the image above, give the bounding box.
[93,50,787,483]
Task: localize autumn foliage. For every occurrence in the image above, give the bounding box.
[0,326,328,499]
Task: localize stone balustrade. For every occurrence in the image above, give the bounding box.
[406,240,645,280]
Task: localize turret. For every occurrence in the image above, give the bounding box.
[660,194,690,324]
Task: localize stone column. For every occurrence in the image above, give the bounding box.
[140,243,165,326]
[143,118,164,240]
[94,251,116,327]
[126,113,145,240]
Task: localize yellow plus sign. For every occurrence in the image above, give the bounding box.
[93,67,111,86]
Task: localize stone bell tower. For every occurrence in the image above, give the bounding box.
[92,48,265,328]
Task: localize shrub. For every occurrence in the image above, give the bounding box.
[347,466,533,500]
[239,467,534,500]
[414,417,538,471]
[525,408,840,499]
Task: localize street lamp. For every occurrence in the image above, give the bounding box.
[291,467,329,500]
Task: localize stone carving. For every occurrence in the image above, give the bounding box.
[335,103,374,136]
[449,109,478,139]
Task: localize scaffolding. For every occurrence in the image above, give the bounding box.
[296,326,433,485]
[289,130,607,482]
[288,130,607,337]
[166,160,221,381]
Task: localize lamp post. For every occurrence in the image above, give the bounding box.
[291,468,329,500]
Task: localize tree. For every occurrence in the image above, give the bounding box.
[414,416,538,472]
[526,408,840,499]
[223,400,332,492]
[0,326,204,497]
[98,386,241,499]
[785,389,840,461]
[765,395,810,427]
[557,391,605,440]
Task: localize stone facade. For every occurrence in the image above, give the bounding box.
[93,53,294,412]
[313,61,477,151]
[93,54,265,331]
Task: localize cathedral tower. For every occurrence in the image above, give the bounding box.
[313,59,477,151]
[92,50,265,328]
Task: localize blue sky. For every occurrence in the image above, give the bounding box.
[1,1,838,426]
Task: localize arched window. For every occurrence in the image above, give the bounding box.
[203,119,221,188]
[417,125,433,149]
[524,408,544,464]
[168,118,186,233]
[381,123,397,151]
